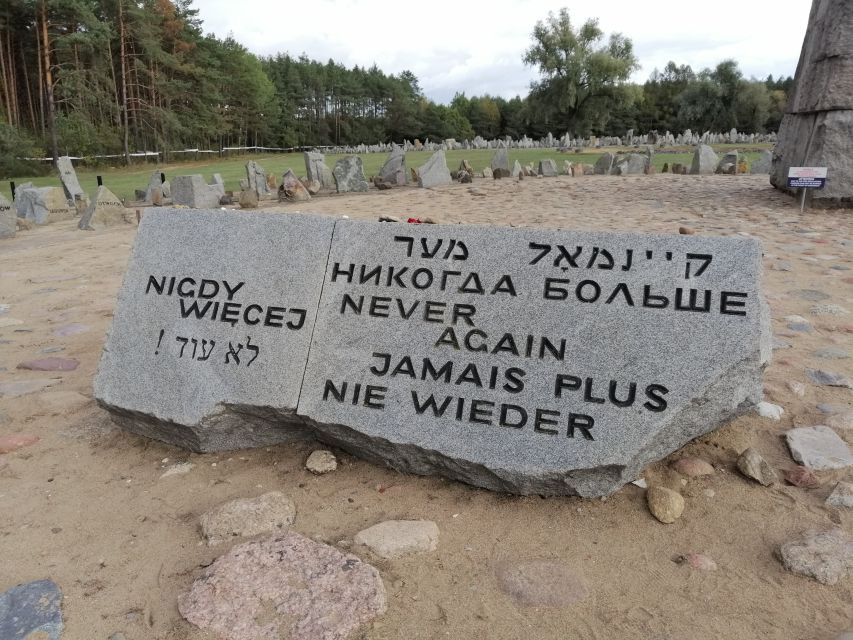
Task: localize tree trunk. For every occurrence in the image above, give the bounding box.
[21,39,37,131]
[0,24,11,126]
[118,0,130,165]
[40,0,59,165]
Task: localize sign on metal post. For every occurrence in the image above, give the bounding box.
[787,167,828,212]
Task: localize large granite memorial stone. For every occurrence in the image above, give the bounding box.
[0,193,14,238]
[94,209,335,451]
[298,221,770,497]
[15,187,73,225]
[771,0,853,207]
[78,185,127,230]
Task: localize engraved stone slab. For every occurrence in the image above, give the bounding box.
[298,221,770,497]
[15,187,73,225]
[94,209,335,451]
[78,185,127,230]
[0,193,14,239]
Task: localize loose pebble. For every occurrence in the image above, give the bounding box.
[784,466,820,488]
[646,486,685,524]
[814,347,850,359]
[0,379,61,398]
[0,433,40,454]
[737,448,777,486]
[675,553,717,571]
[495,560,588,607]
[785,426,853,470]
[756,402,784,420]
[53,323,90,337]
[826,482,853,509]
[786,381,806,397]
[0,579,63,640]
[805,369,853,388]
[200,491,296,545]
[779,528,852,585]
[17,357,79,372]
[826,412,853,430]
[159,462,194,478]
[354,520,439,559]
[305,450,338,474]
[811,304,849,316]
[671,457,714,477]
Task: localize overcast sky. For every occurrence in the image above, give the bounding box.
[198,0,811,103]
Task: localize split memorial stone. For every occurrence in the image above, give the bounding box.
[95,210,770,497]
[94,210,334,451]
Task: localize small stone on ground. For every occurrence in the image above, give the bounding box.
[676,553,718,571]
[671,457,714,477]
[784,466,820,488]
[805,369,852,388]
[305,450,337,474]
[0,579,63,640]
[17,357,79,371]
[646,486,685,524]
[0,379,60,398]
[0,433,39,453]
[779,529,853,585]
[200,491,296,545]
[756,402,784,420]
[354,520,439,558]
[495,560,588,607]
[826,482,853,509]
[785,426,853,470]
[737,448,778,486]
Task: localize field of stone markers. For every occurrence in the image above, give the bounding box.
[0,144,851,639]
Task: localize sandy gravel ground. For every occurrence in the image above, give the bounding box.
[1,173,851,639]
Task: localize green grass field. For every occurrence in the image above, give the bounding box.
[2,143,772,203]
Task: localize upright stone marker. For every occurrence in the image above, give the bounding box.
[144,170,165,205]
[245,161,270,198]
[690,145,719,175]
[491,147,510,174]
[304,152,336,190]
[379,147,407,186]
[78,185,127,230]
[56,156,87,205]
[94,209,335,451]
[298,221,769,497]
[0,193,14,238]
[333,157,370,193]
[538,159,558,177]
[417,151,452,188]
[172,175,222,208]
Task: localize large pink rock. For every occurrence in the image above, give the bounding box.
[178,532,386,640]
